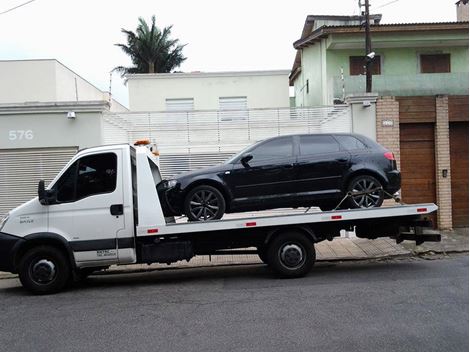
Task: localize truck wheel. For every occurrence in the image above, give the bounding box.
[267,231,315,278]
[257,246,268,264]
[18,245,71,295]
[184,185,226,221]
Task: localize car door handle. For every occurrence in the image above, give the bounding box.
[110,204,123,216]
[283,164,294,169]
[335,158,348,163]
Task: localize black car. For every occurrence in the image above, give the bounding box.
[157,133,401,221]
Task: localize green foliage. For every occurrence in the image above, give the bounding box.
[114,15,186,75]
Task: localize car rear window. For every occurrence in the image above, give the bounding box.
[335,135,368,151]
[299,135,340,155]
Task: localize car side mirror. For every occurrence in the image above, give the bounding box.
[38,180,56,205]
[240,153,253,168]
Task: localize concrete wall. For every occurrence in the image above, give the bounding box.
[0,108,104,150]
[127,71,290,111]
[0,60,57,104]
[0,60,124,109]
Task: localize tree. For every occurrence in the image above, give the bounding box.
[114,15,186,75]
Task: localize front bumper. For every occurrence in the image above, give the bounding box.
[0,232,24,273]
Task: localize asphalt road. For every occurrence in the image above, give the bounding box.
[0,255,467,352]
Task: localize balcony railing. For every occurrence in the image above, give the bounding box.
[332,72,469,99]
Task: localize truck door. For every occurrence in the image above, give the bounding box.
[47,151,125,263]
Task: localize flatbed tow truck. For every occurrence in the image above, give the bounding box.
[0,144,440,294]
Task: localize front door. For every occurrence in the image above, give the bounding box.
[227,136,296,210]
[47,151,125,263]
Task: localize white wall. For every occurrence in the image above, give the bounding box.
[127,71,290,111]
[0,60,127,110]
[0,60,57,104]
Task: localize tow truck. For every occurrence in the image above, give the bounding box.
[0,143,441,294]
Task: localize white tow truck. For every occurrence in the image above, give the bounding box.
[0,144,440,294]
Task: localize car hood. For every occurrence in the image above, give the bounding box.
[171,163,232,180]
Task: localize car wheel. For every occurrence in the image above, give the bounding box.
[184,185,226,221]
[347,175,384,209]
[266,231,315,278]
[18,245,71,295]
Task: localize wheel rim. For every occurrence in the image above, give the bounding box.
[30,259,57,284]
[278,243,305,269]
[189,190,220,220]
[351,178,383,208]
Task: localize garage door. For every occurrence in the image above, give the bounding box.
[449,122,469,227]
[399,123,437,226]
[0,147,77,217]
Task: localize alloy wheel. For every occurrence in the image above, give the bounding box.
[350,177,383,208]
[189,190,220,221]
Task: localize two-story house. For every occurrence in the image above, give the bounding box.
[290,11,469,230]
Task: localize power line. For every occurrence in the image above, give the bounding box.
[372,0,400,9]
[0,0,38,16]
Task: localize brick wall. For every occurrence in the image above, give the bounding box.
[435,95,453,229]
[376,97,401,169]
[376,97,401,206]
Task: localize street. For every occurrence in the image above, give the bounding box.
[0,255,467,352]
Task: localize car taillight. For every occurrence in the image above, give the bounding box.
[384,152,395,161]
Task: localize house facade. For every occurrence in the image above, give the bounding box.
[290,13,469,230]
[0,59,128,216]
[126,70,291,111]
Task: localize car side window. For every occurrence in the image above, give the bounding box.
[336,135,368,151]
[299,135,340,155]
[250,137,293,162]
[54,153,117,202]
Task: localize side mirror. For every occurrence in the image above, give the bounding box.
[38,180,55,205]
[240,153,253,168]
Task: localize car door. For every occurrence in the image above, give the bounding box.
[293,135,351,198]
[47,151,125,263]
[227,136,296,208]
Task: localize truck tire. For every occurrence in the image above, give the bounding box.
[257,246,268,264]
[266,231,315,278]
[184,185,226,221]
[18,245,71,295]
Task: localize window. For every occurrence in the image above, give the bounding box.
[165,98,194,111]
[219,96,248,121]
[54,153,117,202]
[349,56,381,76]
[55,162,78,202]
[299,135,340,155]
[250,137,293,161]
[420,54,450,73]
[335,135,368,151]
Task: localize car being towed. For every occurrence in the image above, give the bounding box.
[157,133,401,221]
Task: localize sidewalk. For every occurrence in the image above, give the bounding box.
[1,229,466,280]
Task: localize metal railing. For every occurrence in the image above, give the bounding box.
[103,105,352,177]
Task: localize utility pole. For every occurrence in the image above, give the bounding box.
[359,0,373,92]
[363,0,372,92]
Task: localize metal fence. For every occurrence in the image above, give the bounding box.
[103,105,352,178]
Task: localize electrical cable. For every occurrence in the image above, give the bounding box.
[0,0,38,16]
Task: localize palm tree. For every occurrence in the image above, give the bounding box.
[114,15,186,75]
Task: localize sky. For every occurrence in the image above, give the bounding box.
[0,0,459,107]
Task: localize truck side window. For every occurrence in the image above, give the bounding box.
[55,162,78,202]
[54,153,117,202]
[76,153,117,200]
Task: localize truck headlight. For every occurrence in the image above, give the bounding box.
[0,213,9,232]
